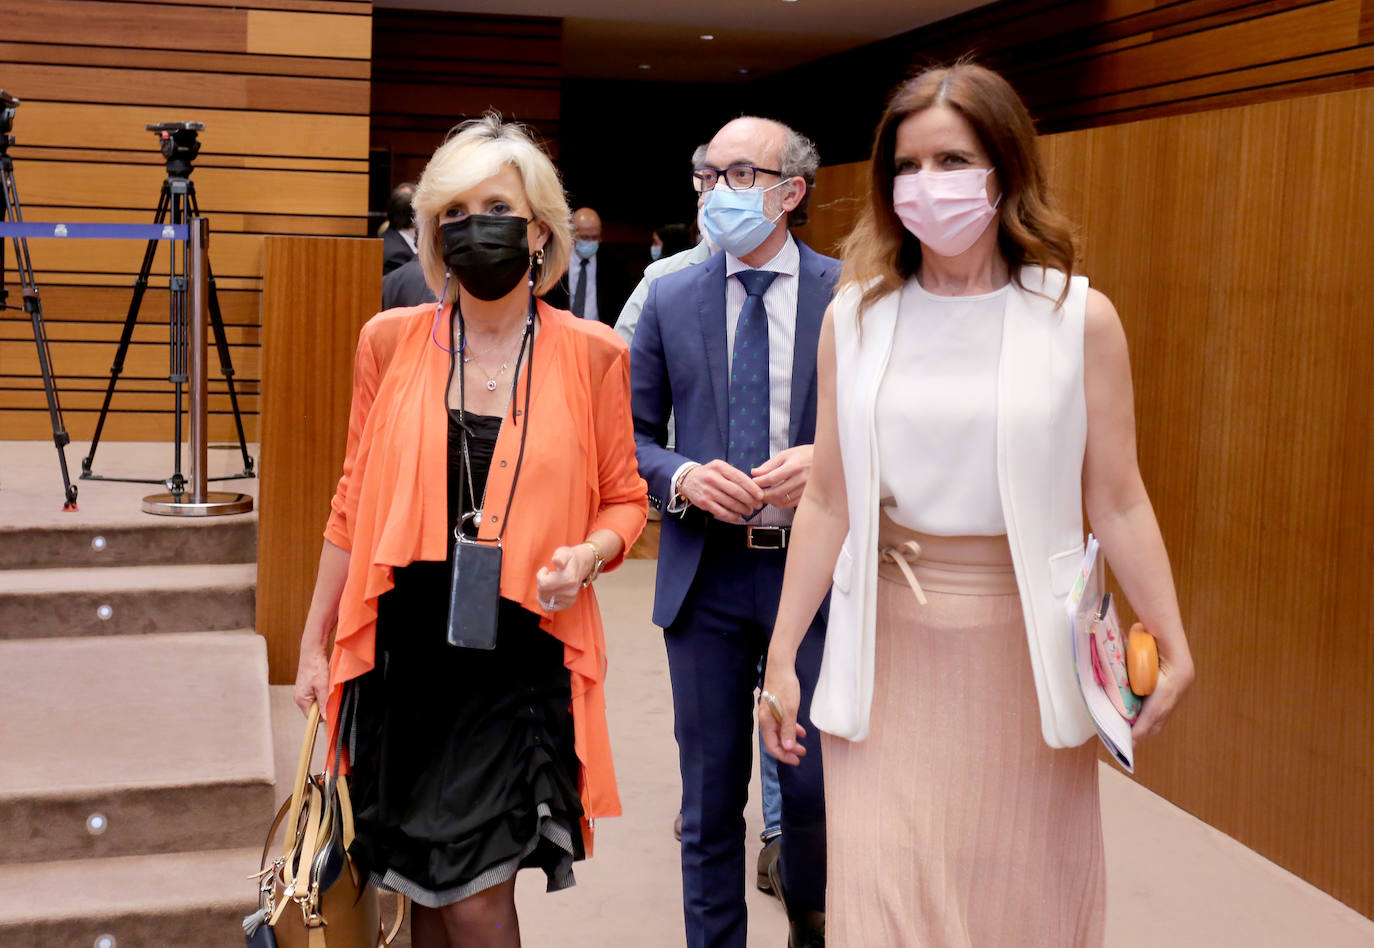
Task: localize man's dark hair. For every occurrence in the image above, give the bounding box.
[386,182,417,230]
[655,222,693,257]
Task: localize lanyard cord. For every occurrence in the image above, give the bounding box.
[446,292,536,544]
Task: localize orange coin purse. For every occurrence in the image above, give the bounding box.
[1126,622,1159,695]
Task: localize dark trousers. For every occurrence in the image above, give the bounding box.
[665,530,827,948]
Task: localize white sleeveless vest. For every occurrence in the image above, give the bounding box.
[813,266,1096,748]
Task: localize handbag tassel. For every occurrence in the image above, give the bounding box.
[242,907,271,937]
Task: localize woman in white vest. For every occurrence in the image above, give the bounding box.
[759,63,1194,945]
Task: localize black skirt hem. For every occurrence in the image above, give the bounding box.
[369,803,577,908]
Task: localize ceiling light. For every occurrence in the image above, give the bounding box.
[738,68,750,74]
[700,34,715,40]
[638,63,651,69]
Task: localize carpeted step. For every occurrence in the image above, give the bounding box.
[0,517,256,570]
[0,847,262,948]
[0,562,256,638]
[0,632,275,863]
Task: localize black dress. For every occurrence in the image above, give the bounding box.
[347,409,585,907]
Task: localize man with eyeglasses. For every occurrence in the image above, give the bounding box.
[617,144,789,905]
[631,116,837,948]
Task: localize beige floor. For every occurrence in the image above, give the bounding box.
[273,559,1372,947]
[0,438,259,527]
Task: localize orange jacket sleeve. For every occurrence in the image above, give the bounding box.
[590,344,649,571]
[323,322,381,551]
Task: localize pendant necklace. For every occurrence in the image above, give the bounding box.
[466,337,523,391]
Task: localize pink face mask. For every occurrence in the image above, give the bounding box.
[892,168,1000,257]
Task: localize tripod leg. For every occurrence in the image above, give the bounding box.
[2,154,78,508]
[83,185,173,476]
[203,261,254,475]
[26,292,78,507]
[186,188,254,476]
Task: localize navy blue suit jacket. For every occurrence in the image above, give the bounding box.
[630,240,841,628]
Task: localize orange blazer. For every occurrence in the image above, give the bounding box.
[322,299,648,852]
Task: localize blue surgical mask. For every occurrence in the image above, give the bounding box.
[649,244,664,261]
[574,239,599,259]
[699,181,785,257]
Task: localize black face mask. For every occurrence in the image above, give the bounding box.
[440,214,532,301]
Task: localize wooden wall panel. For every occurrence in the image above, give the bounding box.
[791,162,870,258]
[751,0,1374,166]
[244,10,371,58]
[370,10,560,190]
[4,63,368,114]
[13,163,366,219]
[1,0,371,442]
[256,236,380,684]
[12,103,368,158]
[797,86,1374,918]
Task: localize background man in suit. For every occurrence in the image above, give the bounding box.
[545,206,631,324]
[631,116,837,948]
[380,255,437,310]
[380,181,418,275]
[615,146,713,347]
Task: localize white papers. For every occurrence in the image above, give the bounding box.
[1065,535,1134,772]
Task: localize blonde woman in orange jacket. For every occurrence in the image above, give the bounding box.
[293,114,647,948]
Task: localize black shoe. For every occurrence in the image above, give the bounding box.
[768,854,825,947]
[788,910,826,948]
[757,836,781,894]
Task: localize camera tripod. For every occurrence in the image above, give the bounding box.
[82,122,254,491]
[0,91,78,509]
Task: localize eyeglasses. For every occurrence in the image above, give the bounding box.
[692,164,783,193]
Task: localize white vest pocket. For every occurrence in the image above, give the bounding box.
[1048,544,1086,598]
[832,540,855,594]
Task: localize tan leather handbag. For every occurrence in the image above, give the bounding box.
[244,700,404,948]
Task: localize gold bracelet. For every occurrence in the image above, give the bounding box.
[580,539,605,587]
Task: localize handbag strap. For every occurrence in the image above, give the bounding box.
[268,780,322,928]
[286,702,322,855]
[382,891,406,945]
[257,796,293,873]
[293,782,325,897]
[338,770,357,849]
[324,679,361,850]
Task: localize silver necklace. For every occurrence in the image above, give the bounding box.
[462,328,524,392]
[465,337,523,391]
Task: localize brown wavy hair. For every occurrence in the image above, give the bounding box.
[840,62,1077,308]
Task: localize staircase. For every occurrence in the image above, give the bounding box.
[0,462,274,947]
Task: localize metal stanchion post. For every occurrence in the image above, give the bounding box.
[143,217,253,517]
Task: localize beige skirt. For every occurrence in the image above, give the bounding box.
[821,514,1105,947]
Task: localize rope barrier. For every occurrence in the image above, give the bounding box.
[0,222,189,240]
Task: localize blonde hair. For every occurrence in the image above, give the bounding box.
[412,113,572,298]
[841,62,1077,309]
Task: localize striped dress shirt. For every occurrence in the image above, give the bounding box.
[671,233,801,527]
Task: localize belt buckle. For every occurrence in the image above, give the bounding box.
[746,526,786,550]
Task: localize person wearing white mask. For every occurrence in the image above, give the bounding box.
[631,116,837,948]
[545,206,632,326]
[759,63,1194,946]
[614,146,716,347]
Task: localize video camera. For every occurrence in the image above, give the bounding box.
[0,90,19,138]
[148,120,205,176]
